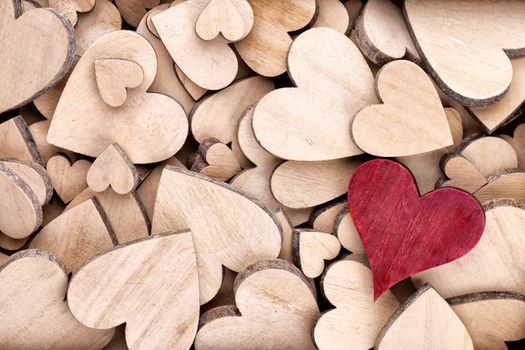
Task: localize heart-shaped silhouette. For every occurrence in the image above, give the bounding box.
[196,0,253,42]
[348,159,485,299]
[46,154,91,203]
[94,58,144,107]
[292,229,340,278]
[192,138,241,181]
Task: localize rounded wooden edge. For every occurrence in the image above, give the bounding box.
[317,256,365,304]
[333,206,349,240]
[1,157,54,204]
[308,196,347,227]
[12,0,24,17]
[198,137,223,161]
[198,305,241,329]
[484,167,525,183]
[447,291,525,306]
[355,10,398,66]
[0,248,67,275]
[131,190,152,232]
[90,197,119,245]
[482,197,525,212]
[13,116,44,166]
[111,143,140,190]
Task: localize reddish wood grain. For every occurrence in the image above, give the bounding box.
[347,159,485,300]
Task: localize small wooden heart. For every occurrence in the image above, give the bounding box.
[292,229,340,278]
[191,138,241,181]
[95,58,144,107]
[47,154,91,203]
[49,0,95,26]
[196,0,254,42]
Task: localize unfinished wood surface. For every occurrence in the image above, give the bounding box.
[314,260,399,350]
[191,77,274,143]
[459,135,518,176]
[42,194,66,226]
[192,138,241,181]
[0,116,43,165]
[30,198,116,272]
[175,63,208,100]
[271,158,362,209]
[48,0,94,26]
[414,199,525,297]
[234,0,316,77]
[196,0,253,42]
[449,292,525,350]
[440,155,488,193]
[404,0,525,107]
[253,27,377,161]
[334,207,365,254]
[47,154,90,203]
[115,0,159,27]
[0,0,76,113]
[0,250,114,349]
[95,58,144,108]
[474,170,525,204]
[0,233,29,251]
[312,0,350,33]
[376,285,473,349]
[310,199,347,234]
[48,30,188,164]
[28,120,73,165]
[2,159,52,206]
[355,0,419,65]
[153,0,238,90]
[274,209,294,263]
[152,166,281,304]
[292,229,340,278]
[195,259,319,350]
[353,60,452,157]
[87,144,139,195]
[68,231,199,350]
[502,123,525,168]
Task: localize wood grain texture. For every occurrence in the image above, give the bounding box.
[95,58,144,108]
[404,0,525,107]
[459,135,517,177]
[0,0,76,113]
[152,166,281,304]
[29,120,74,165]
[195,259,319,350]
[348,159,485,299]
[376,285,473,349]
[48,0,94,26]
[192,138,241,181]
[0,116,43,165]
[2,159,53,206]
[474,169,525,203]
[440,155,487,193]
[314,260,399,350]
[501,123,525,168]
[0,250,114,349]
[47,154,90,203]
[68,231,199,350]
[310,199,347,234]
[196,0,253,42]
[334,207,365,254]
[115,0,159,27]
[292,229,340,278]
[312,0,350,34]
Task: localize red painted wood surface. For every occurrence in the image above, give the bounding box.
[347,159,485,300]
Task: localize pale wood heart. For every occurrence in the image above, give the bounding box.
[292,229,340,278]
[311,0,350,33]
[48,0,95,25]
[195,259,320,350]
[192,138,241,181]
[310,199,346,234]
[0,232,29,251]
[334,208,365,254]
[352,60,452,157]
[1,159,53,206]
[458,135,517,176]
[47,154,90,203]
[196,0,253,42]
[115,0,160,27]
[0,0,76,113]
[440,155,488,193]
[68,231,199,350]
[87,144,139,195]
[95,58,144,108]
[404,0,525,107]
[0,250,114,349]
[152,166,281,304]
[0,116,43,165]
[314,260,399,350]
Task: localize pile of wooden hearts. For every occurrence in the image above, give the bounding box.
[2,0,525,349]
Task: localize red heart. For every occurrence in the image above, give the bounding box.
[347,159,485,300]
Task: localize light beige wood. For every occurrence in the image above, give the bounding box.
[310,200,347,234]
[253,27,377,161]
[146,3,166,37]
[440,155,488,193]
[312,0,350,33]
[175,63,208,100]
[153,0,238,90]
[314,260,399,350]
[2,159,52,206]
[449,292,525,350]
[87,144,139,195]
[334,207,365,254]
[152,166,281,304]
[474,170,525,204]
[0,250,115,349]
[191,76,274,143]
[29,120,75,165]
[47,154,90,203]
[460,136,518,177]
[196,0,253,42]
[48,0,94,26]
[0,0,75,113]
[236,105,277,166]
[414,200,525,297]
[195,259,319,350]
[68,231,199,350]
[30,198,116,272]
[0,233,28,251]
[502,123,525,168]
[0,116,42,165]
[75,0,122,55]
[271,158,362,209]
[353,60,452,157]
[95,59,144,108]
[48,30,189,164]
[376,285,473,349]
[292,229,340,278]
[115,0,160,27]
[404,0,525,107]
[42,194,65,226]
[274,209,294,263]
[234,0,316,77]
[192,138,241,181]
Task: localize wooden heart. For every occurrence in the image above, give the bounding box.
[0,250,114,349]
[95,58,144,108]
[196,0,253,42]
[348,159,485,299]
[68,231,199,350]
[0,116,43,165]
[292,229,340,278]
[47,30,188,164]
[440,155,487,193]
[253,27,377,161]
[376,285,473,349]
[310,199,346,234]
[314,260,399,350]
[48,0,95,25]
[192,138,241,181]
[1,159,53,206]
[404,0,525,107]
[311,0,350,34]
[152,166,281,304]
[87,143,139,195]
[195,259,320,349]
[47,154,91,203]
[115,0,160,27]
[0,0,76,113]
[352,60,452,157]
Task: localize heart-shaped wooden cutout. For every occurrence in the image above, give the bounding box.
[439,154,488,193]
[49,0,95,26]
[0,0,76,113]
[95,58,144,108]
[195,259,320,350]
[196,0,253,42]
[192,138,241,181]
[352,60,453,157]
[48,30,188,164]
[0,116,43,165]
[0,250,114,349]
[47,154,91,203]
[292,229,340,278]
[68,231,199,350]
[348,159,485,299]
[152,166,281,304]
[1,158,53,206]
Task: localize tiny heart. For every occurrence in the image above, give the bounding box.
[196,0,254,42]
[47,154,91,203]
[292,229,340,279]
[352,60,452,157]
[192,138,241,181]
[347,159,485,299]
[95,58,144,107]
